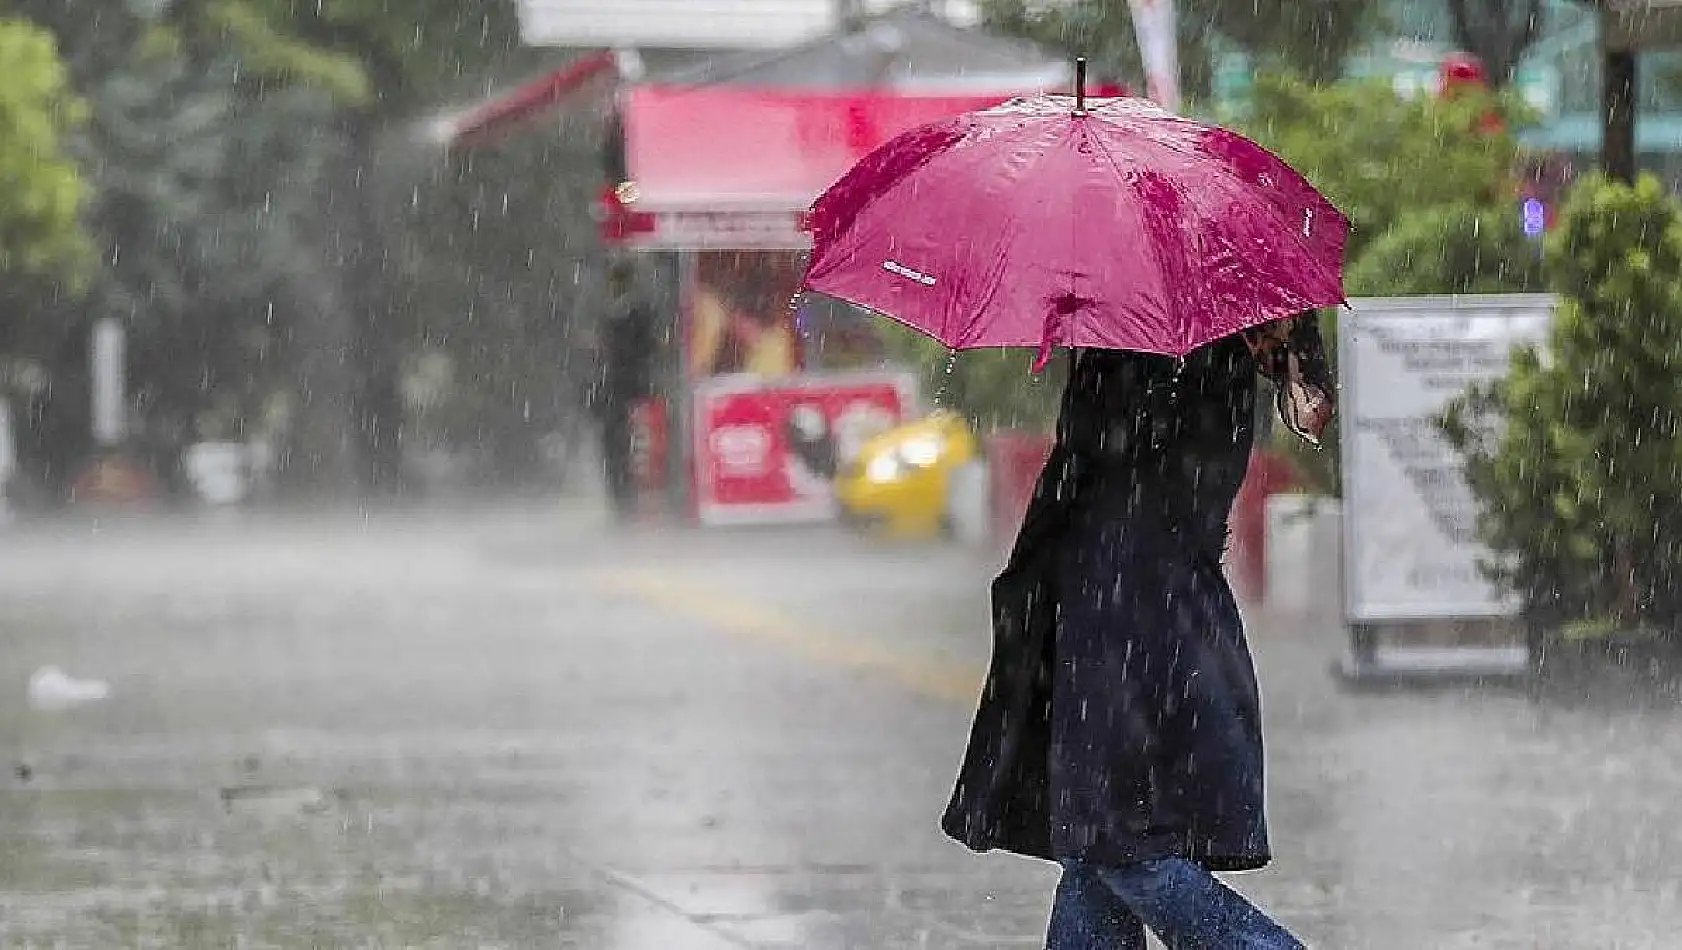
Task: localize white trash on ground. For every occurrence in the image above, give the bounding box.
[27,666,112,712]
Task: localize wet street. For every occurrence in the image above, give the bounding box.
[3,504,1682,949]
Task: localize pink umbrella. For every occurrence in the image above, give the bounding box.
[800,64,1348,369]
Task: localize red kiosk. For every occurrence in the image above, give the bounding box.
[602,83,1053,524]
[442,10,1195,537]
[584,11,1074,525]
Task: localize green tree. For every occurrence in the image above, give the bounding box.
[1242,74,1527,262]
[0,15,88,456]
[0,18,87,282]
[1239,74,1543,494]
[154,0,529,496]
[2,0,348,497]
[400,116,610,487]
[5,0,574,500]
[1441,173,1682,636]
[83,46,338,494]
[1346,205,1544,297]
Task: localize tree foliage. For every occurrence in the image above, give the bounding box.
[398,117,609,484]
[882,326,1067,437]
[145,0,533,495]
[0,18,88,283]
[1241,74,1528,262]
[1347,205,1544,297]
[1442,174,1682,633]
[1,0,600,500]
[1,0,348,495]
[1238,74,1543,494]
[171,0,523,109]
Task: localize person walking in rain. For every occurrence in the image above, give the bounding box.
[595,260,656,522]
[941,316,1334,949]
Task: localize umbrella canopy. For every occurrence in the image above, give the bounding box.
[801,92,1349,362]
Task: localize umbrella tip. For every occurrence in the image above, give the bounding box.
[1074,57,1087,115]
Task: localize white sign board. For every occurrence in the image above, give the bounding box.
[649,210,810,250]
[1340,295,1556,622]
[518,0,979,49]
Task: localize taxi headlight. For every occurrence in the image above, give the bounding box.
[866,454,905,484]
[899,436,943,468]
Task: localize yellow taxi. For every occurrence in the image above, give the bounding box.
[836,410,979,539]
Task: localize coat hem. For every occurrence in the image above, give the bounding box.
[942,823,1271,874]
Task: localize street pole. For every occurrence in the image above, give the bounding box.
[836,0,865,31]
[90,318,126,449]
[1600,8,1638,183]
[0,397,13,523]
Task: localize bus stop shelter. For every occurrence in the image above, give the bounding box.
[1602,0,1682,179]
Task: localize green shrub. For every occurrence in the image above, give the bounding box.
[877,323,1066,436]
[1441,173,1682,632]
[1348,203,1546,297]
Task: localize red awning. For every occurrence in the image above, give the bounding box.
[612,84,1044,247]
[622,84,1021,210]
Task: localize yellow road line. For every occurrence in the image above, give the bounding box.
[593,569,983,705]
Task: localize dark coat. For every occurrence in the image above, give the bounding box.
[941,337,1271,872]
[598,296,657,419]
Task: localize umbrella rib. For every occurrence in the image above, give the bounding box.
[958,116,1096,350]
[1198,159,1346,293]
[1092,110,1347,269]
[1083,122,1191,354]
[1095,122,1347,341]
[1180,131,1350,307]
[809,116,974,248]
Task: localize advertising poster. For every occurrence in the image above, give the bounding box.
[687,250,804,381]
[693,373,915,525]
[1340,295,1556,622]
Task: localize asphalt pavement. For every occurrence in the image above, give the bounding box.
[2,501,1681,948]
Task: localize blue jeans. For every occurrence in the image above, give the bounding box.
[1046,858,1305,950]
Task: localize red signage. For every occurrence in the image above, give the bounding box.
[693,373,916,525]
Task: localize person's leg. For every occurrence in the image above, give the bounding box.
[1045,860,1147,950]
[1093,857,1304,950]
